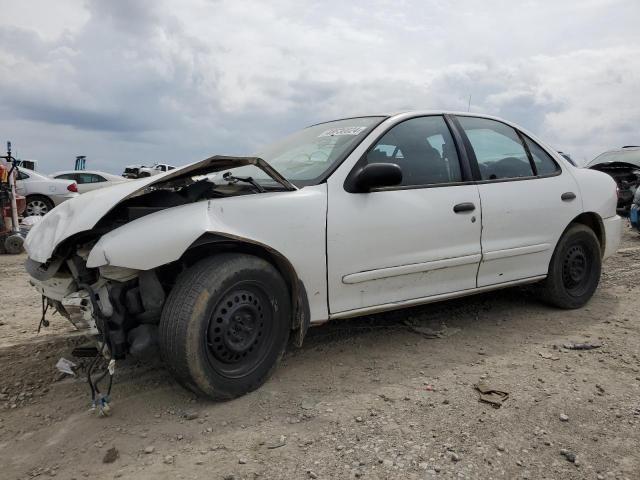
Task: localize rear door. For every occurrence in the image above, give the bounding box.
[453,115,581,286]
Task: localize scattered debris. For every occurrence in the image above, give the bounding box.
[560,449,576,463]
[538,351,559,361]
[102,447,119,464]
[267,435,287,449]
[144,446,155,454]
[183,411,199,420]
[404,321,461,339]
[562,342,602,350]
[301,398,317,410]
[559,413,569,422]
[55,358,77,376]
[474,382,509,408]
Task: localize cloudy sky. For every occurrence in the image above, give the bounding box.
[0,0,638,173]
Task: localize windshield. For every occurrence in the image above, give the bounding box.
[224,116,385,187]
[587,149,640,168]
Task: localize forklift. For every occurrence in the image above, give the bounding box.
[0,141,27,254]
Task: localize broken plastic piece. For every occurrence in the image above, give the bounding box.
[55,357,77,376]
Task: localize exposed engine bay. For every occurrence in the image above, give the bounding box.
[589,161,640,209]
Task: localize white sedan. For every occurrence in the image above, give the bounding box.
[15,168,79,216]
[24,111,621,401]
[50,170,129,194]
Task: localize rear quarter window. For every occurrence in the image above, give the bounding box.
[523,137,561,176]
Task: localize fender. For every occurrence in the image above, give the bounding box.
[86,185,329,326]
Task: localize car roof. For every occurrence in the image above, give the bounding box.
[310,110,524,128]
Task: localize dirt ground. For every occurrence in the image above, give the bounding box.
[1,225,639,480]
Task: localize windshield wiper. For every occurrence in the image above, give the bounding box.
[222,171,265,192]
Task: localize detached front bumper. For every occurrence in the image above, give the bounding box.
[603,215,623,259]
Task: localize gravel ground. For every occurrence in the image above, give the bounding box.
[0,223,638,480]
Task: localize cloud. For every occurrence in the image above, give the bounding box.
[0,0,639,171]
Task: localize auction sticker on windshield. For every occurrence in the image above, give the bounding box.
[318,126,367,137]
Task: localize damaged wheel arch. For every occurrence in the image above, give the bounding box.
[179,232,311,347]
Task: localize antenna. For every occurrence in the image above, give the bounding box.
[467,94,472,112]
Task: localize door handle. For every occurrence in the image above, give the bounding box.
[561,192,576,201]
[453,202,476,213]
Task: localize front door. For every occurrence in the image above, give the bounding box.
[326,115,482,316]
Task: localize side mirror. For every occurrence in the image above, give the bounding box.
[349,163,402,193]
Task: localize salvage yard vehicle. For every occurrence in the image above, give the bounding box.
[587,146,640,210]
[15,168,79,216]
[24,112,622,401]
[122,163,176,179]
[51,170,129,194]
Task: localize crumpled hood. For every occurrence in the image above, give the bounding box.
[24,155,294,263]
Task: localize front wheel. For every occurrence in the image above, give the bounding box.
[539,224,601,309]
[159,254,291,399]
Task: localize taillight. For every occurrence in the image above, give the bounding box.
[67,183,78,192]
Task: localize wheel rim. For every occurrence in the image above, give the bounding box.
[562,242,592,296]
[26,200,49,216]
[205,282,274,378]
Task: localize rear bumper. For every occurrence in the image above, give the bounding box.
[603,215,623,259]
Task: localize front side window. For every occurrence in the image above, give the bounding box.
[365,116,462,187]
[523,136,560,176]
[457,116,533,180]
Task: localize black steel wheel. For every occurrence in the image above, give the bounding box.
[159,254,290,399]
[206,285,274,378]
[539,224,601,309]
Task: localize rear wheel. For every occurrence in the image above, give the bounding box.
[539,224,601,309]
[25,195,54,216]
[158,254,290,399]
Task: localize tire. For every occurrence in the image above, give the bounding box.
[539,224,601,309]
[4,234,24,254]
[158,254,291,399]
[25,195,54,216]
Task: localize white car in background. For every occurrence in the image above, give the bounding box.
[24,111,621,401]
[15,168,79,216]
[122,163,176,178]
[50,170,129,194]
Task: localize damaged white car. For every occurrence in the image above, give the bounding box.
[24,112,622,402]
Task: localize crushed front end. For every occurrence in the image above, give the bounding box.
[22,155,296,412]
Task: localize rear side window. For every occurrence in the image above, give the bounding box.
[457,116,533,180]
[55,173,76,181]
[523,137,560,176]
